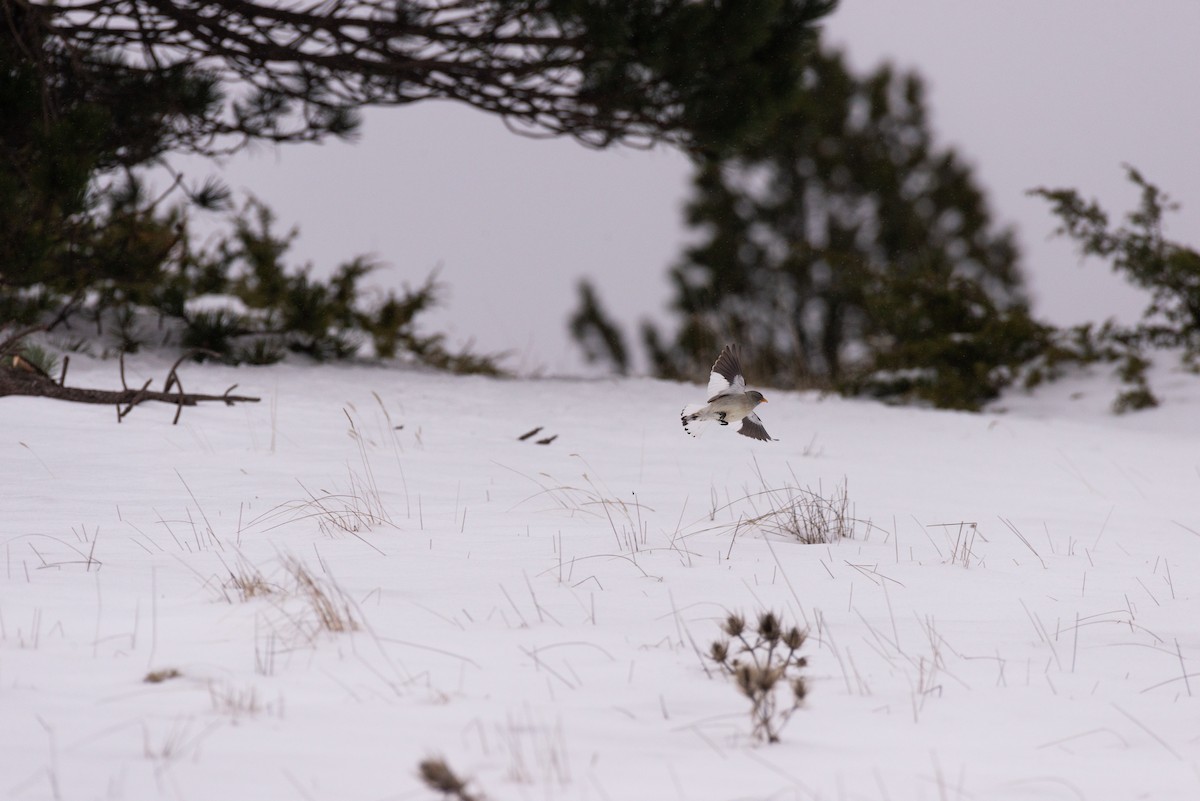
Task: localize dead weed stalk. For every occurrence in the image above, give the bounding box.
[709,611,809,743]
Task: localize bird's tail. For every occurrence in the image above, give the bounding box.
[681,404,707,438]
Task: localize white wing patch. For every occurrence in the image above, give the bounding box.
[707,344,746,401]
[707,370,742,401]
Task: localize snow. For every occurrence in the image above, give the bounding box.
[181,295,255,318]
[3,353,1199,800]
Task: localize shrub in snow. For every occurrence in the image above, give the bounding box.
[1028,165,1200,413]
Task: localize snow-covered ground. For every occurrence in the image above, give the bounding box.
[3,352,1199,800]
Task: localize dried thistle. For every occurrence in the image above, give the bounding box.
[783,626,806,651]
[757,611,781,642]
[709,610,809,743]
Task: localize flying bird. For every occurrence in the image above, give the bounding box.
[681,344,775,441]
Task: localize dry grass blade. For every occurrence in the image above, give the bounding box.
[281,555,360,634]
[248,479,397,541]
[207,680,281,722]
[218,553,279,602]
[499,464,655,552]
[699,476,860,545]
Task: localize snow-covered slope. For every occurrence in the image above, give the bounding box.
[3,355,1199,800]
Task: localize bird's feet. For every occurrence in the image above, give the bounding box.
[717,412,728,426]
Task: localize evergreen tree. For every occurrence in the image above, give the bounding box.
[0,1,224,304]
[597,45,1041,409]
[2,0,836,365]
[570,280,630,374]
[7,0,835,155]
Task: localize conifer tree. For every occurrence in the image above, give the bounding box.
[2,0,836,354]
[597,45,1042,409]
[0,1,224,303]
[6,0,835,155]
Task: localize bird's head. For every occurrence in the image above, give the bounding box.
[747,390,767,406]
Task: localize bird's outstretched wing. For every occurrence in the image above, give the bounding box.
[738,413,775,442]
[707,343,746,401]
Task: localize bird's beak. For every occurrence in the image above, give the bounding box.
[761,397,768,403]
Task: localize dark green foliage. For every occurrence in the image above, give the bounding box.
[4,1,834,374]
[560,0,837,152]
[164,200,504,371]
[1029,166,1200,412]
[1030,165,1200,347]
[0,4,221,298]
[601,45,1034,409]
[1018,320,1156,411]
[16,0,835,155]
[16,341,58,377]
[180,310,250,362]
[1032,168,1188,328]
[4,185,504,372]
[569,280,630,374]
[1113,350,1158,413]
[0,3,499,373]
[164,209,490,367]
[238,338,287,367]
[854,271,1050,410]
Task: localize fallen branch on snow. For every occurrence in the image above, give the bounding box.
[1,329,259,423]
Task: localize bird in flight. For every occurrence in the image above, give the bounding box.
[681,344,775,441]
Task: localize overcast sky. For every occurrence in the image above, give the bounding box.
[194,1,1200,375]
